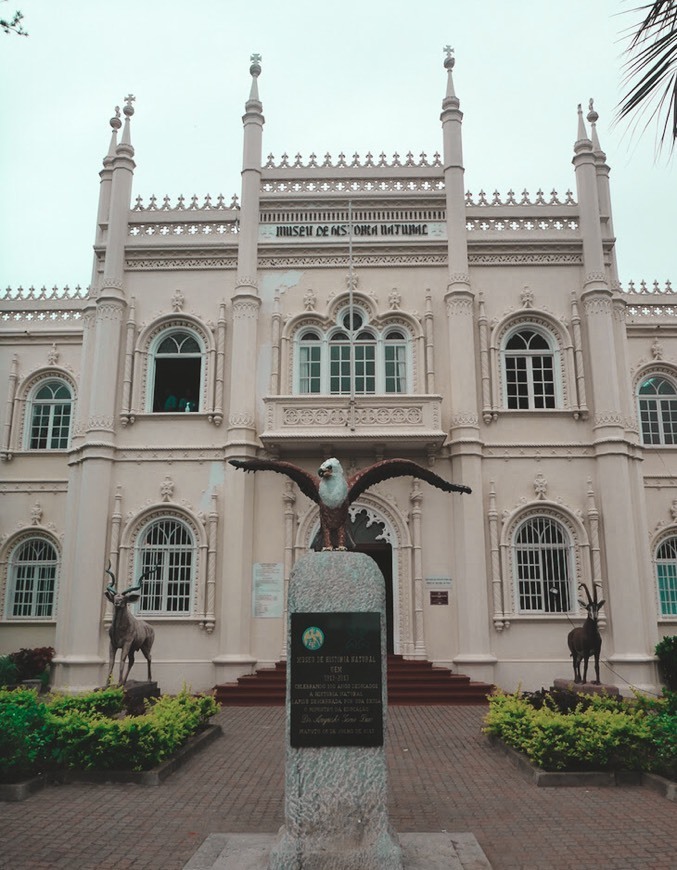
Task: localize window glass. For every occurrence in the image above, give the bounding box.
[136,518,193,614]
[504,329,556,410]
[152,330,202,412]
[514,517,572,612]
[29,381,72,449]
[656,537,677,616]
[9,538,57,618]
[638,377,677,445]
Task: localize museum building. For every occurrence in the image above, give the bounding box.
[1,54,675,694]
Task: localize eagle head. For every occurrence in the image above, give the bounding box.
[317,457,348,508]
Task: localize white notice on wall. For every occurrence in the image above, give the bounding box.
[425,576,452,589]
[252,562,284,618]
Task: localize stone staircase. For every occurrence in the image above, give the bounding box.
[214,655,493,706]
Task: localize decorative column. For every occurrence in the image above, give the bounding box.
[424,289,435,393]
[54,98,136,691]
[1,354,18,459]
[440,48,495,680]
[574,105,656,686]
[279,479,297,661]
[409,480,428,660]
[215,56,265,683]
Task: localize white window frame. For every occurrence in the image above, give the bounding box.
[5,534,59,621]
[637,374,677,446]
[133,516,196,616]
[655,534,677,617]
[512,515,575,614]
[294,308,411,395]
[147,327,205,413]
[501,326,560,411]
[25,378,73,450]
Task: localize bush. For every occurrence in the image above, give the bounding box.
[0,655,19,687]
[8,646,55,682]
[655,635,677,690]
[0,686,218,779]
[485,689,674,777]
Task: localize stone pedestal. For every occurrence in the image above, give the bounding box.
[123,679,160,715]
[268,551,402,870]
[552,678,620,697]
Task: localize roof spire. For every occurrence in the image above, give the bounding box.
[587,97,603,155]
[248,53,262,106]
[574,102,592,153]
[120,94,135,148]
[443,45,458,105]
[106,106,121,160]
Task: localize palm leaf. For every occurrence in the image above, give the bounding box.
[616,1,677,151]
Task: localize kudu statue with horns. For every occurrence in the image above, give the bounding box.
[104,562,158,685]
[567,582,605,685]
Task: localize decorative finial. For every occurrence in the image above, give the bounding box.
[123,94,135,117]
[250,52,262,77]
[443,45,455,70]
[110,106,122,131]
[587,97,598,125]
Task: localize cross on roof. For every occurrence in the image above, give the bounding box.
[443,45,454,59]
[124,94,136,109]
[250,53,262,64]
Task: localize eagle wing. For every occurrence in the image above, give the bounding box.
[228,458,320,504]
[347,458,471,504]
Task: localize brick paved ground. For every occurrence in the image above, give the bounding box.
[0,706,675,870]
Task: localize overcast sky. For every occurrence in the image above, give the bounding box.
[0,0,674,291]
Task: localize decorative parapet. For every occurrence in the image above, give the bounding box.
[261,394,445,454]
[126,195,240,245]
[621,280,676,321]
[0,285,91,327]
[263,152,443,169]
[132,193,240,211]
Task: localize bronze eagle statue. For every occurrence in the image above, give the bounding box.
[229,456,471,550]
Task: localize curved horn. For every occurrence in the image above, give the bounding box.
[105,561,116,590]
[593,582,602,604]
[578,582,592,605]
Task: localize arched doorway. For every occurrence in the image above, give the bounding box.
[349,507,394,654]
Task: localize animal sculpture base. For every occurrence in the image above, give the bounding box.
[123,679,160,715]
[552,678,620,697]
[268,552,402,870]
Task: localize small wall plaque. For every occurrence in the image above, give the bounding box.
[430,591,449,605]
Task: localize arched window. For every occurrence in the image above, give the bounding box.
[134,517,194,614]
[298,330,322,394]
[655,536,677,616]
[503,328,557,410]
[6,536,58,619]
[28,380,72,449]
[513,516,573,613]
[638,375,677,445]
[295,308,410,395]
[151,330,203,413]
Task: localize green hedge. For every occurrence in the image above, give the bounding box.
[0,687,218,779]
[484,689,676,779]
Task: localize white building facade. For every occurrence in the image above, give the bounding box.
[1,55,675,694]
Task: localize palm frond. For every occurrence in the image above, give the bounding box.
[616,1,677,151]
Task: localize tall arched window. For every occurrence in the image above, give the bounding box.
[638,375,677,445]
[151,330,203,412]
[134,517,194,614]
[513,516,573,612]
[503,328,557,410]
[6,536,58,619]
[28,380,72,449]
[295,308,410,395]
[655,536,677,616]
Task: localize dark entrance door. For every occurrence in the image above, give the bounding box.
[349,509,394,655]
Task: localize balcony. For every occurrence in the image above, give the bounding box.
[261,394,445,456]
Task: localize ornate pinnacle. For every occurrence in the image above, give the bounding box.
[110,106,122,131]
[443,45,455,70]
[123,94,135,117]
[250,52,262,77]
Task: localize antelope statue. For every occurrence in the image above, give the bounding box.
[104,562,157,685]
[567,582,605,685]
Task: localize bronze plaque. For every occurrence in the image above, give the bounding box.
[430,591,449,605]
[290,612,383,747]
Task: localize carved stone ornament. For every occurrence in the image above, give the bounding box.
[171,289,185,312]
[160,475,174,502]
[651,338,664,360]
[534,472,547,500]
[303,289,317,311]
[47,343,59,365]
[30,502,43,525]
[671,500,677,522]
[520,286,534,308]
[388,289,401,310]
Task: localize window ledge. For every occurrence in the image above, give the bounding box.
[1,618,57,625]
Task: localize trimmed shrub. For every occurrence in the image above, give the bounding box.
[485,689,673,777]
[0,655,19,687]
[656,636,677,690]
[9,646,55,682]
[0,686,219,779]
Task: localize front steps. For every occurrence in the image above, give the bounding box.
[214,655,493,706]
